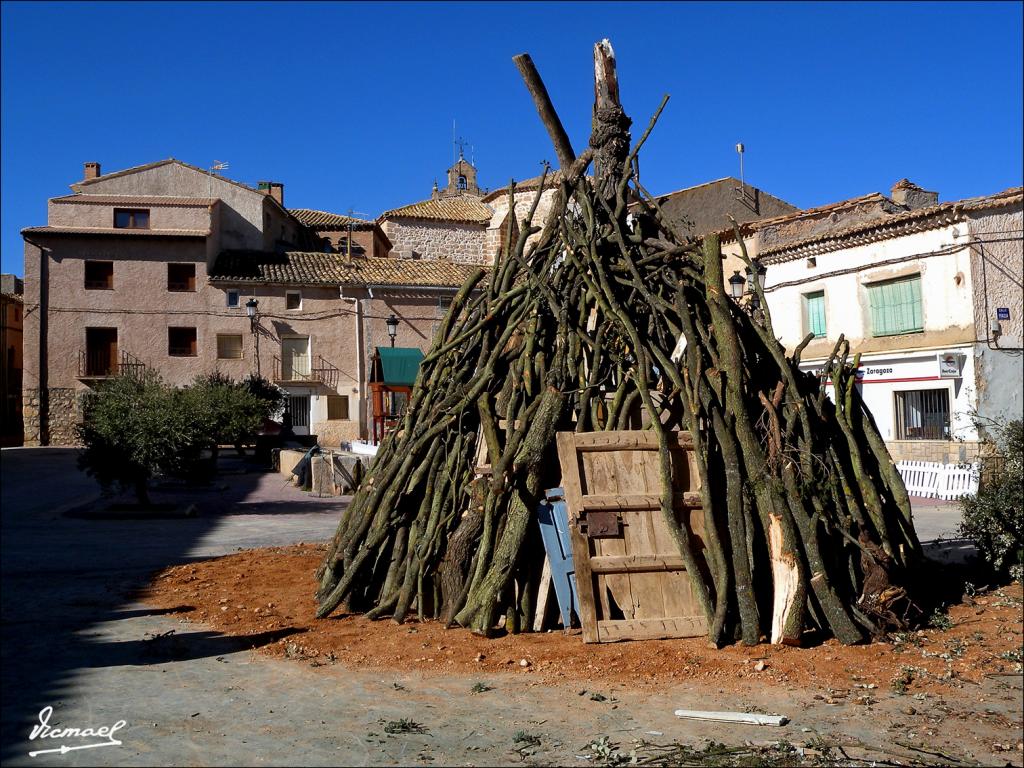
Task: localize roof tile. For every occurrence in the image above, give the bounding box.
[290,209,374,230]
[380,196,492,224]
[209,251,483,288]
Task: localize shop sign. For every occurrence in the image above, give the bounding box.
[938,352,962,378]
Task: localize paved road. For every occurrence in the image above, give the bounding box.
[0,448,1000,767]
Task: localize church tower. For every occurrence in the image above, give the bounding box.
[432,150,482,200]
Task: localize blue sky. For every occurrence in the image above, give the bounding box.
[2,1,1022,276]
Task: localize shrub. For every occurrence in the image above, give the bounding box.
[242,373,286,421]
[185,372,267,449]
[77,372,207,505]
[959,419,1023,581]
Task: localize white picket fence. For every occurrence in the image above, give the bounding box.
[896,460,979,500]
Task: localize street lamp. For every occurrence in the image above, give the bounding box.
[385,313,400,348]
[728,270,746,300]
[246,298,259,333]
[744,260,767,309]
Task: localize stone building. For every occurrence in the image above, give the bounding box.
[745,181,1023,463]
[379,153,493,263]
[21,159,477,446]
[1,274,24,445]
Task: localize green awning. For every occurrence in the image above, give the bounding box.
[372,347,424,387]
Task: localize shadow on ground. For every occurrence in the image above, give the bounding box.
[0,448,341,761]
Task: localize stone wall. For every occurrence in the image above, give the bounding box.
[22,388,41,446]
[885,439,985,464]
[22,387,82,446]
[485,188,558,265]
[381,219,486,263]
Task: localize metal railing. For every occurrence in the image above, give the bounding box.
[78,349,151,381]
[272,354,340,389]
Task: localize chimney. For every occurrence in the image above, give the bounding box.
[891,179,938,210]
[269,182,284,206]
[256,180,284,206]
[84,162,101,180]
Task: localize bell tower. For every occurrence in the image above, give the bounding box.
[433,147,482,200]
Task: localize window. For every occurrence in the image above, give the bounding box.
[894,389,950,440]
[113,208,150,229]
[803,290,826,338]
[285,291,301,310]
[226,289,240,308]
[216,334,243,360]
[168,327,197,357]
[867,275,923,336]
[167,263,196,292]
[327,395,350,420]
[457,175,468,190]
[84,261,114,290]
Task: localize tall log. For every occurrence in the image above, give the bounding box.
[314,40,923,646]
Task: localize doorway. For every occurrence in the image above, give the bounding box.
[287,394,311,436]
[281,336,310,380]
[85,328,118,376]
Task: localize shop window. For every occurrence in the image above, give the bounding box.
[803,290,826,338]
[327,395,350,420]
[84,261,114,290]
[113,208,149,229]
[867,275,923,336]
[216,334,243,359]
[168,327,197,357]
[167,263,196,292]
[894,388,950,440]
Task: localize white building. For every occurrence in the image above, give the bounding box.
[742,181,1022,464]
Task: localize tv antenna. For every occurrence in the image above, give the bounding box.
[208,160,229,197]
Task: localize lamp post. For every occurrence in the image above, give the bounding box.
[246,298,261,375]
[385,313,399,348]
[728,270,746,300]
[744,260,767,310]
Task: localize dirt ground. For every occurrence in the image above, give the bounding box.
[143,544,1023,699]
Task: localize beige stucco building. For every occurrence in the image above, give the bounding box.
[21,159,478,446]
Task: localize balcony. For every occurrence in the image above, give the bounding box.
[78,349,151,383]
[272,354,340,389]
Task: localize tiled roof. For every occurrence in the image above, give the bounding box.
[289,209,374,230]
[481,170,567,203]
[21,226,209,237]
[209,251,485,288]
[380,196,492,224]
[1,293,24,304]
[51,194,219,207]
[760,187,1023,263]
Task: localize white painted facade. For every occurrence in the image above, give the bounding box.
[761,221,988,461]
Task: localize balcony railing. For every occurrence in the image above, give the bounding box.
[272,354,340,389]
[78,349,151,382]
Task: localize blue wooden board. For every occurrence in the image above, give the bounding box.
[537,487,579,628]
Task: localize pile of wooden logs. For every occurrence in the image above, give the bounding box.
[315,40,922,646]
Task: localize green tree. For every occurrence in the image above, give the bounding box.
[77,372,207,506]
[242,373,286,421]
[959,419,1023,581]
[184,372,267,453]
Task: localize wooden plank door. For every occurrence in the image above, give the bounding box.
[556,430,708,643]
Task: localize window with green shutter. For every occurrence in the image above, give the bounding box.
[867,275,923,336]
[803,290,826,338]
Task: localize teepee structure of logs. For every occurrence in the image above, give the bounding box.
[315,40,922,646]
